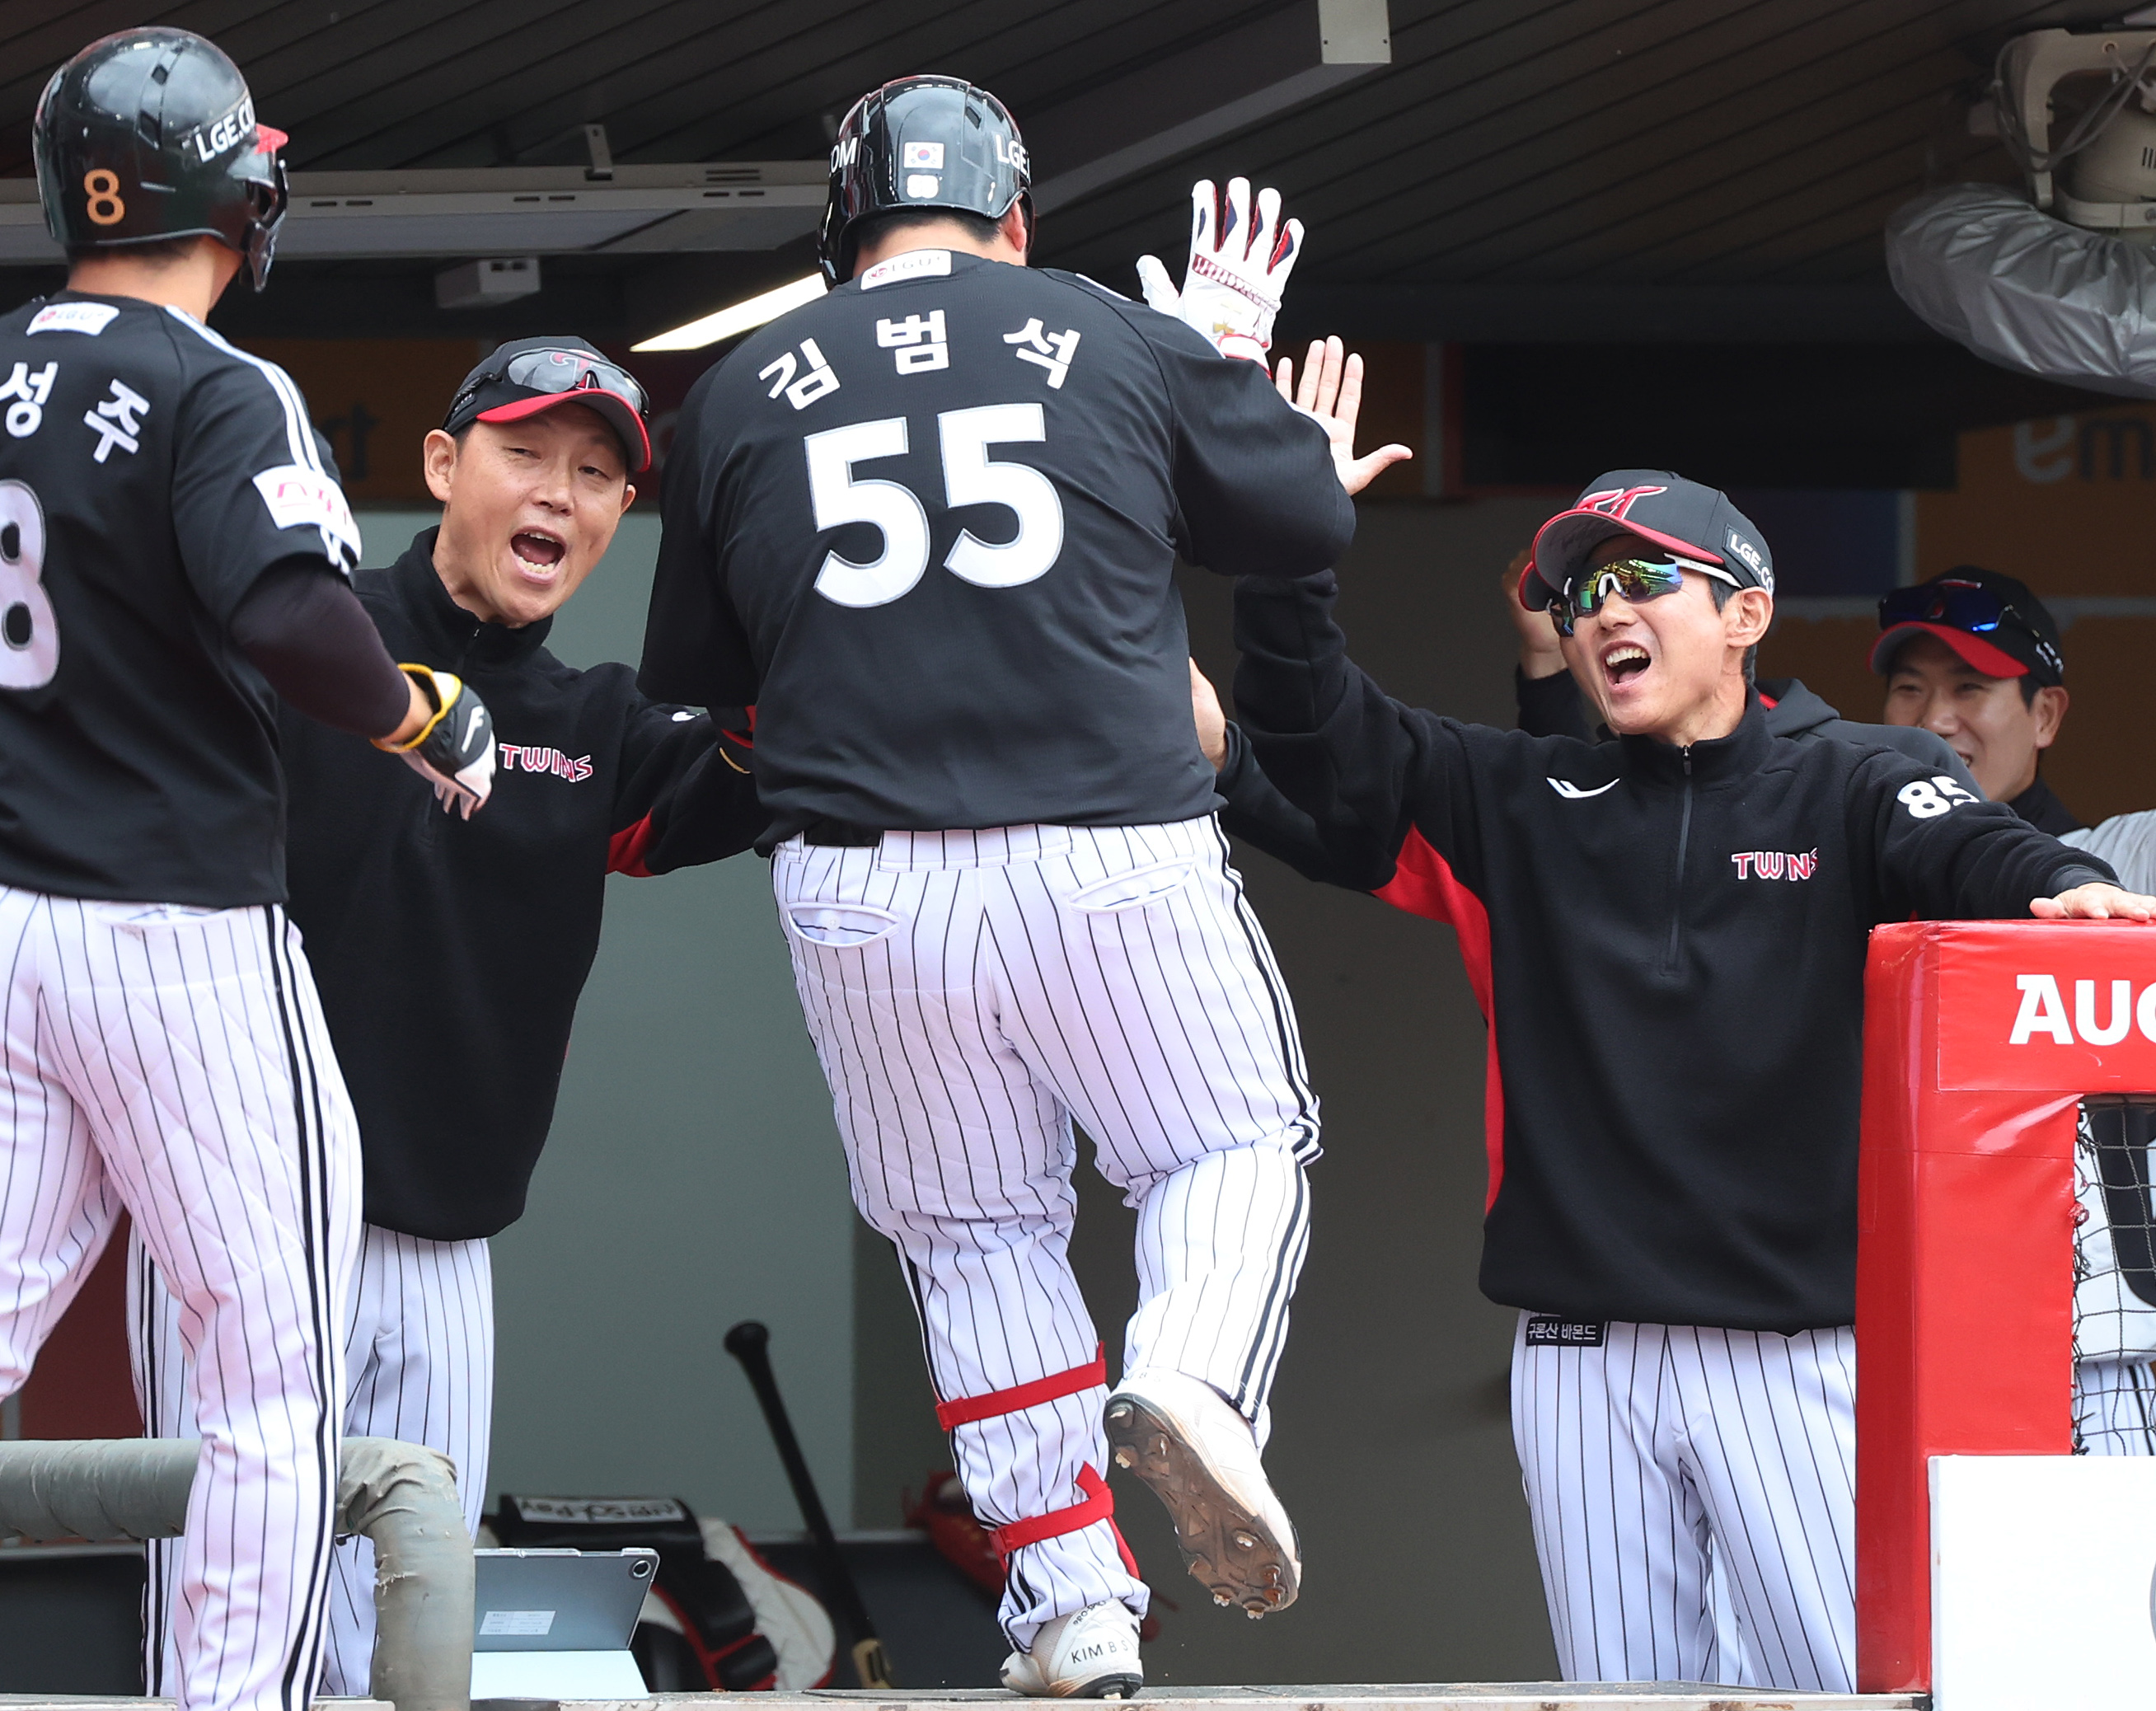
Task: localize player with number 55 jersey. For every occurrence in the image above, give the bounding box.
[642,74,1351,1699]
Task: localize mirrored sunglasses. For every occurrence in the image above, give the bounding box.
[500,349,649,416]
[1554,555,1736,636]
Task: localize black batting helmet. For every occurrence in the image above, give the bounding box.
[818,75,1031,286]
[34,29,289,292]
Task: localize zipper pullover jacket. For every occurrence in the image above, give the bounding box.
[1516,669,1981,795]
[1229,570,2114,1331]
[281,529,766,1241]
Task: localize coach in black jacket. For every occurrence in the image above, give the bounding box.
[1221,470,2150,1697]
[134,338,765,1697]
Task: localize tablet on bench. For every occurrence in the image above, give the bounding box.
[469,1545,658,1698]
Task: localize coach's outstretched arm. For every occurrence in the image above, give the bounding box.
[603,702,764,875]
[1231,566,1479,896]
[1845,752,2154,922]
[1851,751,2121,916]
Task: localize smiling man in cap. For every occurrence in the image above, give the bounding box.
[1873,566,2075,827]
[131,336,769,1695]
[1212,466,2156,1692]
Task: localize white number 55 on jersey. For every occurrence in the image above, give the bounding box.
[0,481,58,690]
[807,403,1065,608]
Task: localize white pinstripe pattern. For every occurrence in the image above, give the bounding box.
[2074,1356,2156,1456]
[136,1223,494,1697]
[0,887,359,1711]
[1509,1314,1855,1694]
[776,817,1316,1649]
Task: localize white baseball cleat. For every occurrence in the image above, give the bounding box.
[998,1599,1144,1698]
[1104,1368,1300,1617]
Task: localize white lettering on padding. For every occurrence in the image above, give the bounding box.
[2077,978,2134,1045]
[252,464,361,569]
[2009,973,2074,1045]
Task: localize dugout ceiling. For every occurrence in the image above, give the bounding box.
[0,1,2141,477]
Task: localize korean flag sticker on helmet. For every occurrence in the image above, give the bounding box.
[902,142,945,170]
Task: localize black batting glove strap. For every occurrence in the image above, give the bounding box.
[374,663,496,818]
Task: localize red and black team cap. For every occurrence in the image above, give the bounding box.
[1871,566,2065,685]
[1519,469,1774,612]
[443,336,651,473]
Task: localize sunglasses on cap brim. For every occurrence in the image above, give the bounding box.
[452,350,651,423]
[1552,554,1739,638]
[1876,581,2029,641]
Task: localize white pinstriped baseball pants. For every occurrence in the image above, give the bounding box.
[775,818,1318,1648]
[135,1223,494,1697]
[2075,1356,2156,1455]
[1510,1315,1855,1693]
[0,889,359,1711]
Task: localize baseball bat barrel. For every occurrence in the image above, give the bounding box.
[723,1320,894,1689]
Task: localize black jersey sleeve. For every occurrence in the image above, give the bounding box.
[1215,720,1338,880]
[1231,568,1488,893]
[171,348,362,625]
[1113,307,1354,579]
[605,696,767,876]
[1851,749,2116,921]
[638,367,760,710]
[227,559,410,737]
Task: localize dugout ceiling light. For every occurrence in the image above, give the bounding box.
[1886,26,2156,397]
[631,274,826,352]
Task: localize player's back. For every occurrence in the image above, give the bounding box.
[0,292,357,907]
[642,250,1350,839]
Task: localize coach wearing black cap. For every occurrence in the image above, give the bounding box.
[1872,566,2076,830]
[1216,466,2153,1695]
[131,336,767,1696]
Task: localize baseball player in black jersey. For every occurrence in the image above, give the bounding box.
[131,336,766,1695]
[1215,470,2156,1692]
[0,31,494,1711]
[641,75,1351,1697]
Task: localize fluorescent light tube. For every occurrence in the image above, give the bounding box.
[631,274,826,351]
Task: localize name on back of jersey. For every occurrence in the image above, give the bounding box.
[761,307,1085,413]
[877,312,948,373]
[84,379,149,463]
[0,363,57,438]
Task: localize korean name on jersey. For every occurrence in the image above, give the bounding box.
[0,294,358,907]
[641,249,1351,843]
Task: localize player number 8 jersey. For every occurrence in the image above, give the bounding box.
[0,291,361,907]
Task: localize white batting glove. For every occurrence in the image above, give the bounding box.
[373,663,497,819]
[1136,176,1304,363]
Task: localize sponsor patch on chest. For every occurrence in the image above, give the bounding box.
[1525,1315,1605,1348]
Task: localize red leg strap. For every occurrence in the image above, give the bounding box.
[935,1343,1107,1430]
[988,1465,1141,1579]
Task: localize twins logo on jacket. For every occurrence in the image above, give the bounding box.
[496,742,594,782]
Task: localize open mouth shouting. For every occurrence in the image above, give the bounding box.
[1601,640,1652,691]
[509,527,567,584]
